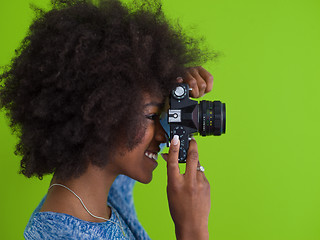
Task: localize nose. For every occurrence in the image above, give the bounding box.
[155,118,167,144]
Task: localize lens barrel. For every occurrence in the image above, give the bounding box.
[199,100,226,136]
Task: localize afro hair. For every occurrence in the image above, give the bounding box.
[0,0,215,180]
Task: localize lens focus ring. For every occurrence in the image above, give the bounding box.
[199,100,226,136]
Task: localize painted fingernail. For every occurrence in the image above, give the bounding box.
[172,135,179,145]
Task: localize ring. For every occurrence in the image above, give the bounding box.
[197,166,205,172]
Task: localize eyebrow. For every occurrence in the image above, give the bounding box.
[144,102,165,109]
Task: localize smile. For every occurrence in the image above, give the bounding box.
[144,151,158,161]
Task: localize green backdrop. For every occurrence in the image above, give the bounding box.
[1,0,320,239]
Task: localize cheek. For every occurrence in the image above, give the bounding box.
[142,123,156,143]
[132,125,155,157]
[121,122,155,160]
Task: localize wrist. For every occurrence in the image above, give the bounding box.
[175,224,209,240]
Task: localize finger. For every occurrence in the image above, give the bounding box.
[185,71,199,98]
[176,77,183,83]
[197,66,214,93]
[185,137,200,179]
[167,135,181,180]
[199,170,209,183]
[196,160,206,182]
[188,67,207,97]
[161,153,168,162]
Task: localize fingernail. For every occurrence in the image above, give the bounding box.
[172,135,179,145]
[191,136,195,140]
[176,77,183,82]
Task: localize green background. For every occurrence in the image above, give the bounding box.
[1,0,320,239]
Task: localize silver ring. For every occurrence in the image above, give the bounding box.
[197,166,205,172]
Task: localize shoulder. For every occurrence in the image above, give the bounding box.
[24,211,127,240]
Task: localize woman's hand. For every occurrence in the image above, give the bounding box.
[161,136,211,240]
[177,66,214,98]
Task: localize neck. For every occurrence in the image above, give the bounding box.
[48,162,119,222]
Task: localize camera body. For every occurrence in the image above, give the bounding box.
[168,83,226,162]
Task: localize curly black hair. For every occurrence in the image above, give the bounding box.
[0,0,215,180]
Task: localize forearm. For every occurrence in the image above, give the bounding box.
[175,224,209,240]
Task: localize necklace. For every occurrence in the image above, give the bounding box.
[48,183,126,237]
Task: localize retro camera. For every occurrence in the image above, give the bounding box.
[164,83,226,163]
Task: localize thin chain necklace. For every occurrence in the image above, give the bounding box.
[48,183,126,237]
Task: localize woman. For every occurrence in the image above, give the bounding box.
[0,0,215,239]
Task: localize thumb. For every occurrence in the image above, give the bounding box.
[167,135,181,179]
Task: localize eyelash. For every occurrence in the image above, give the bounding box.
[146,114,160,121]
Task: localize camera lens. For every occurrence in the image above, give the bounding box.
[199,100,226,136]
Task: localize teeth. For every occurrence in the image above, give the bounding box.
[145,151,158,161]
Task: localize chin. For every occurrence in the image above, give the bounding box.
[136,173,153,184]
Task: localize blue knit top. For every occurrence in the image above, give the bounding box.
[24,175,151,239]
